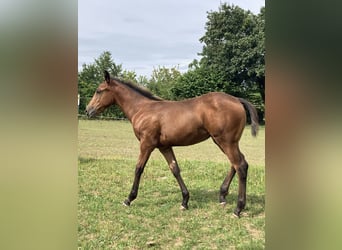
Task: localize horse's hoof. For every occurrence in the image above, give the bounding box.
[220,201,227,207]
[180,204,188,210]
[233,210,240,218]
[233,213,240,218]
[123,200,130,207]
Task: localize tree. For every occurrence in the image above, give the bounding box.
[121,69,138,83]
[253,7,265,102]
[79,51,122,86]
[171,64,223,100]
[146,66,181,100]
[199,4,265,103]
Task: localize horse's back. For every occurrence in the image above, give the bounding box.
[195,92,245,119]
[132,92,246,146]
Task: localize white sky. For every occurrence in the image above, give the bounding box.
[78,0,265,77]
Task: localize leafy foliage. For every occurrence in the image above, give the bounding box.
[199,5,265,98]
[171,65,224,100]
[146,66,182,100]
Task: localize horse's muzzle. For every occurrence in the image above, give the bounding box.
[85,106,96,118]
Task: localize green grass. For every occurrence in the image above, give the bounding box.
[78,120,265,249]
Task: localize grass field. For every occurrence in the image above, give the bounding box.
[78,120,265,249]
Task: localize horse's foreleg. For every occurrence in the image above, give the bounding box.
[123,145,153,207]
[159,147,189,210]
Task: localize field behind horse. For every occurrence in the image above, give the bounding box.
[78,120,265,249]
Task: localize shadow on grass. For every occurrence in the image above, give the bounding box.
[124,188,265,217]
[78,157,97,164]
[188,188,264,216]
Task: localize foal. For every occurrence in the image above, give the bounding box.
[86,71,259,217]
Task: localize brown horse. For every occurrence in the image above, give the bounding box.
[86,70,259,217]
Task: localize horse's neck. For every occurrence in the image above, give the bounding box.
[114,84,150,121]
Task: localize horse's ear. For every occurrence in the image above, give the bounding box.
[104,70,110,84]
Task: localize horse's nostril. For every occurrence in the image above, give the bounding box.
[85,108,94,118]
[85,109,90,117]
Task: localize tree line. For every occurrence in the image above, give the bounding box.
[78,4,265,122]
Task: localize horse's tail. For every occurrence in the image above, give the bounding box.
[238,98,259,137]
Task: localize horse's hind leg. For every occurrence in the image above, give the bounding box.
[219,166,236,205]
[234,153,249,217]
[215,140,248,217]
[159,147,189,210]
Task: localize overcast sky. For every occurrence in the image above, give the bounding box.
[78,0,265,77]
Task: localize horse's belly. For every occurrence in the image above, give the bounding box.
[159,126,210,146]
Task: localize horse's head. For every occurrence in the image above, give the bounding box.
[85,70,116,118]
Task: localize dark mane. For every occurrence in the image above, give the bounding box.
[113,78,163,101]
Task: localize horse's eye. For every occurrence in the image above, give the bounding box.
[96,89,102,94]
